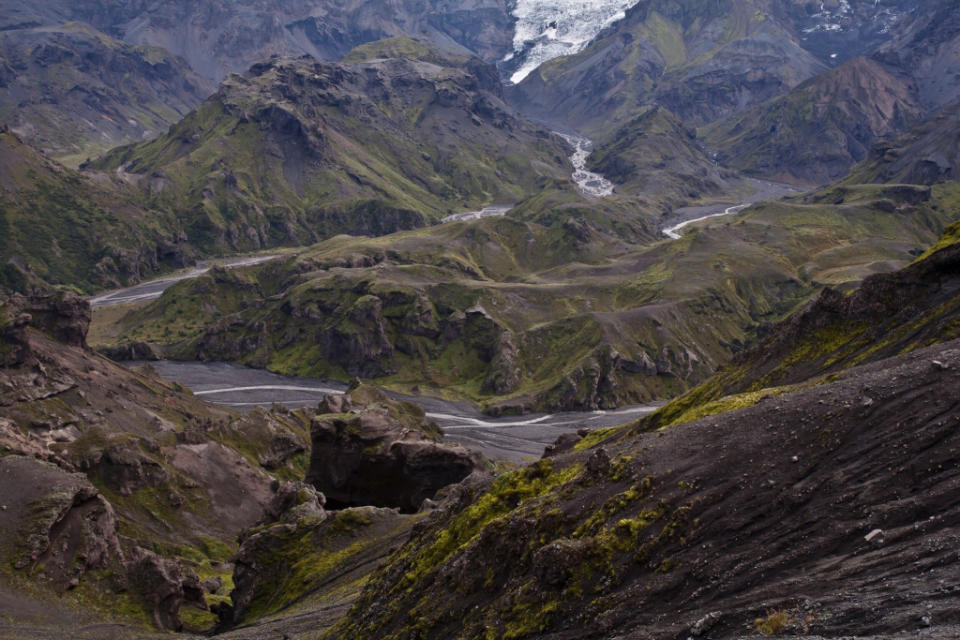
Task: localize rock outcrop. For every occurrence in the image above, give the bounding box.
[1,456,124,589]
[306,384,483,512]
[0,286,314,633]
[229,498,417,627]
[126,547,207,631]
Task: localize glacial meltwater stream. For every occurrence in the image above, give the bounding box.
[557,132,615,197]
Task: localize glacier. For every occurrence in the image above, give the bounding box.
[507,0,641,84]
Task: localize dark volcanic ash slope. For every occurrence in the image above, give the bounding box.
[326,336,960,640]
[87,45,571,254]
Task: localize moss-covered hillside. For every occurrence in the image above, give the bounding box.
[96,178,959,412]
[86,48,572,255]
[0,127,193,294]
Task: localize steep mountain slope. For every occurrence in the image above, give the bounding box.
[508,0,828,139]
[0,23,213,165]
[0,127,193,293]
[86,49,571,254]
[316,213,960,640]
[849,100,960,186]
[874,0,960,111]
[0,284,487,637]
[769,0,923,65]
[646,211,960,430]
[0,0,516,82]
[0,286,314,632]
[584,105,744,204]
[704,56,924,185]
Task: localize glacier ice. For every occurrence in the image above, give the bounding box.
[507,0,641,84]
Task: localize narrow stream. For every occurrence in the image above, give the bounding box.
[663,204,748,239]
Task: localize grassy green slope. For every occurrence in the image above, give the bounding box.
[640,181,960,431]
[0,127,191,294]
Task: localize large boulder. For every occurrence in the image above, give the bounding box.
[305,384,483,512]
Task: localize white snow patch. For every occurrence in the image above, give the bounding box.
[507,0,641,83]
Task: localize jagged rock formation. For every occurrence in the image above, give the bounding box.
[1,455,124,588]
[306,385,483,511]
[0,286,315,631]
[125,547,207,631]
[86,48,571,253]
[0,454,211,633]
[228,500,420,629]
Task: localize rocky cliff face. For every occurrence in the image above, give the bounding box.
[228,494,420,627]
[0,286,317,631]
